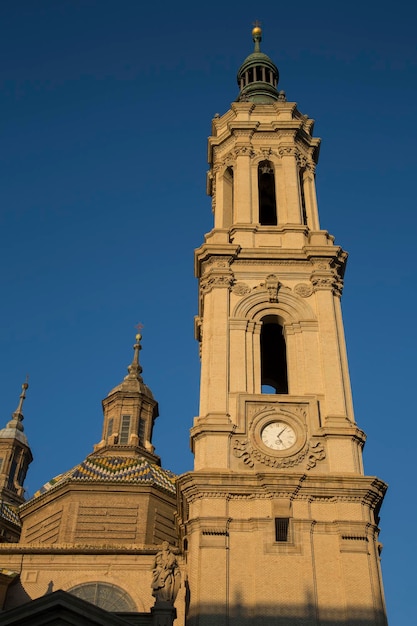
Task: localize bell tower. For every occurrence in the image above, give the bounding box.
[178,27,387,625]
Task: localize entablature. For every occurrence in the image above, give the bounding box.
[208,101,319,166]
[177,471,387,509]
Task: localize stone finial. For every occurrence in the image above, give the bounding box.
[7,377,29,432]
[126,328,143,381]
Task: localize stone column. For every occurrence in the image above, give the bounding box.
[303,162,320,230]
[278,145,303,224]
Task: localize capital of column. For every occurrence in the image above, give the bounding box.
[200,269,235,295]
[310,271,344,297]
[278,145,298,158]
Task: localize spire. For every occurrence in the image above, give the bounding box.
[9,377,29,431]
[5,378,29,434]
[237,25,280,103]
[0,379,33,506]
[95,329,159,457]
[126,333,143,382]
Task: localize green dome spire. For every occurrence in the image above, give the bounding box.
[237,25,279,103]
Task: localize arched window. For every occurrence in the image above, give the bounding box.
[68,582,136,612]
[258,161,277,225]
[222,166,234,228]
[260,316,288,394]
[299,169,307,225]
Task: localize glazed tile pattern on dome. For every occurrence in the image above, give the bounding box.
[0,499,20,527]
[32,456,177,499]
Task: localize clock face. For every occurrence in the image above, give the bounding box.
[261,421,297,451]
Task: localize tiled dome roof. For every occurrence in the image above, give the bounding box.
[31,455,177,501]
[0,499,20,527]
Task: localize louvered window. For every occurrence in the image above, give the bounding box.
[119,415,131,445]
[275,517,289,542]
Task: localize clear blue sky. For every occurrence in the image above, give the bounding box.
[1,1,416,623]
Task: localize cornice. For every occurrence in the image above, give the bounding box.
[0,543,177,556]
[177,472,387,508]
[194,243,240,277]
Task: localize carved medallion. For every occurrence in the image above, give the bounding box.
[232,282,251,296]
[294,283,313,298]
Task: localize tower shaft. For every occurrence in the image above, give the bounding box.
[178,29,387,626]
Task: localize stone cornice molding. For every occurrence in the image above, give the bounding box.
[178,472,387,510]
[0,543,173,555]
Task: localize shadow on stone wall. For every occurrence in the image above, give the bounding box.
[187,608,386,626]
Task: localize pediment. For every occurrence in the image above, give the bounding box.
[0,589,150,625]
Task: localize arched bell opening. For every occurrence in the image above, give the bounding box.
[258,160,277,225]
[260,315,288,394]
[222,166,234,228]
[299,168,308,226]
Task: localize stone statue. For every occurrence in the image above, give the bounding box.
[151,541,180,604]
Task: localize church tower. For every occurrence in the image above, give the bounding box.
[0,380,32,543]
[178,27,387,625]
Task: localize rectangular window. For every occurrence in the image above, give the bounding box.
[119,415,131,445]
[275,517,289,542]
[106,418,114,439]
[138,418,146,443]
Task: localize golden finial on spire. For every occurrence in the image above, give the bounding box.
[135,322,144,344]
[252,20,262,38]
[251,20,262,52]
